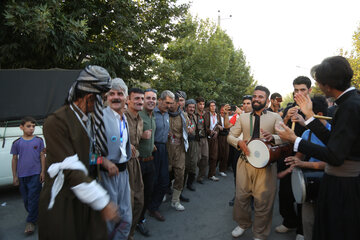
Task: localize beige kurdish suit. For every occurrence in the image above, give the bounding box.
[227,111,282,240]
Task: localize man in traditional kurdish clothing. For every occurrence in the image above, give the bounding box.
[38,66,119,240]
[124,88,145,240]
[205,100,222,181]
[195,97,208,184]
[100,78,132,240]
[184,99,198,191]
[228,86,283,240]
[167,92,189,211]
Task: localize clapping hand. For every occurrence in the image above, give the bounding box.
[294,93,314,119]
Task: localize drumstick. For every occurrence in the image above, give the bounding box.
[313,115,332,120]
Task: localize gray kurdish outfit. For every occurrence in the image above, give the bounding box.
[101,106,132,240]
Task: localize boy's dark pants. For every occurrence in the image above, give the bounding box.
[19,174,42,223]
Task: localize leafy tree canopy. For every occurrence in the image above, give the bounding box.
[151,16,255,105]
[0,0,189,84]
[339,23,360,89]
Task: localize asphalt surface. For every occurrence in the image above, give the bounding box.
[0,170,297,240]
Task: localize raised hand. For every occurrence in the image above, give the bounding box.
[294,93,314,119]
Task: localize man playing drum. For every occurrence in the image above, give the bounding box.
[276,56,360,240]
[227,86,283,240]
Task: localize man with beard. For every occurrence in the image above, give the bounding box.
[224,95,253,206]
[228,86,283,240]
[148,90,174,221]
[136,89,157,236]
[195,97,208,184]
[167,93,189,210]
[38,66,119,240]
[100,78,132,240]
[205,100,222,181]
[124,88,145,240]
[184,99,198,191]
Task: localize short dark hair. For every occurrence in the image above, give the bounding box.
[207,100,216,107]
[254,85,270,99]
[128,88,144,98]
[196,97,205,103]
[270,92,281,100]
[242,95,252,101]
[314,56,353,91]
[21,116,36,126]
[293,76,312,89]
[312,95,328,116]
[65,86,93,104]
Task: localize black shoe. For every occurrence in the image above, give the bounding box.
[180,194,190,202]
[186,184,196,191]
[229,197,234,207]
[136,222,150,237]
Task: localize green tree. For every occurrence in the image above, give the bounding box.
[339,24,360,89]
[0,0,189,84]
[151,16,255,105]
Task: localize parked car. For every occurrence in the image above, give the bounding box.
[0,124,44,187]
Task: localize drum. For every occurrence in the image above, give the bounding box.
[246,139,292,168]
[291,167,324,203]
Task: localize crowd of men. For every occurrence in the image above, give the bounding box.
[35,55,359,240]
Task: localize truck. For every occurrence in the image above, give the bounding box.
[0,69,80,186]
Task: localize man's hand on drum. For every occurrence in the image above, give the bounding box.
[260,129,273,142]
[275,122,298,143]
[285,156,304,168]
[237,140,250,156]
[294,93,315,119]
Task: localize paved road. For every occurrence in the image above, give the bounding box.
[0,171,297,240]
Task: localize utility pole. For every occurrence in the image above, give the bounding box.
[217,10,232,27]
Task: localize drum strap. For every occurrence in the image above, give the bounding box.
[250,114,253,138]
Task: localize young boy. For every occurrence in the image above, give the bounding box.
[11,116,45,234]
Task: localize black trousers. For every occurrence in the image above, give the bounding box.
[139,160,155,221]
[229,145,241,186]
[279,174,303,234]
[148,143,169,212]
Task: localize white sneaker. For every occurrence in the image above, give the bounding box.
[162,195,166,202]
[275,224,296,233]
[231,226,246,237]
[219,172,227,177]
[253,238,262,240]
[295,234,304,240]
[171,202,185,211]
[209,176,219,181]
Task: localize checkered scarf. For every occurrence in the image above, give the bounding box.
[67,65,110,156]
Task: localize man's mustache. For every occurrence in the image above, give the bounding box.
[111,99,121,103]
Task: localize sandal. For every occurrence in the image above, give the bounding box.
[24,222,35,234]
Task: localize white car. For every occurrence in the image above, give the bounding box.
[0,125,44,187]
